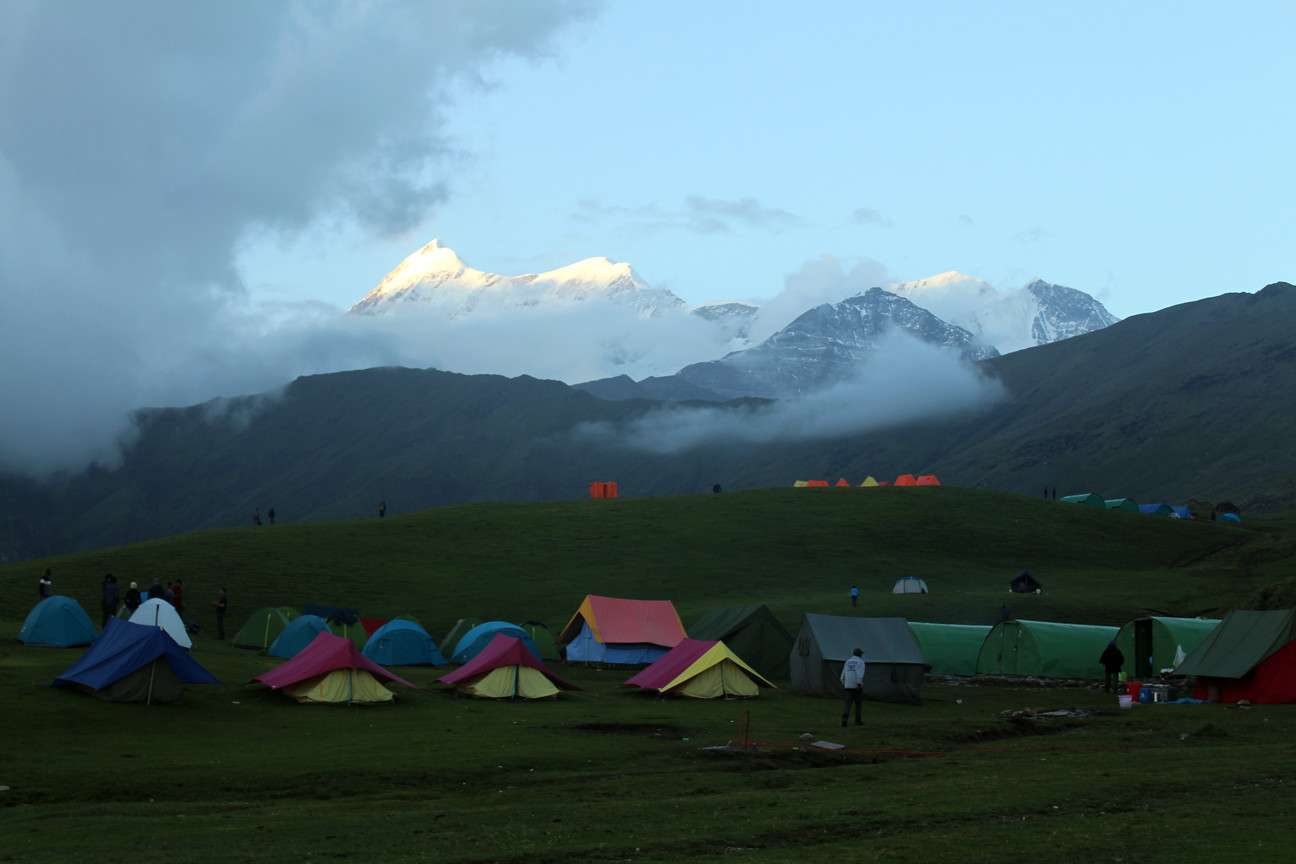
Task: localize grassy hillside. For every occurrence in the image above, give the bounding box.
[3,488,1296,863]
[4,487,1287,640]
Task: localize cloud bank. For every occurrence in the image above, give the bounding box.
[573,331,1006,454]
[0,1,597,475]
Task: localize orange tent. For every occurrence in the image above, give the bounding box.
[894,474,918,486]
[835,479,851,487]
[916,475,941,486]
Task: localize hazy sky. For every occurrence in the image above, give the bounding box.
[2,2,1292,474]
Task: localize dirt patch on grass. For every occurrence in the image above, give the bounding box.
[572,722,696,738]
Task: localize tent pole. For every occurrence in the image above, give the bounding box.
[147,659,156,706]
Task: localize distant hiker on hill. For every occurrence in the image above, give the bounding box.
[39,568,52,599]
[100,574,119,627]
[849,586,859,608]
[211,587,228,640]
[841,648,866,727]
[1099,641,1125,693]
[268,507,275,525]
[253,507,262,526]
[124,581,142,613]
[378,501,386,518]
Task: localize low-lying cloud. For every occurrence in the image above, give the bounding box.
[573,331,1007,454]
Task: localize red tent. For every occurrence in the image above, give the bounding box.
[894,474,918,486]
[834,478,851,487]
[805,480,830,487]
[440,633,578,690]
[916,475,941,486]
[254,631,418,692]
[557,595,686,647]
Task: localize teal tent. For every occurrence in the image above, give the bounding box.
[268,615,333,659]
[1059,493,1104,508]
[362,620,446,666]
[19,597,98,647]
[1105,498,1139,512]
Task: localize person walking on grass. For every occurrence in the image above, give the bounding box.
[841,648,866,727]
[849,585,859,607]
[1099,641,1125,693]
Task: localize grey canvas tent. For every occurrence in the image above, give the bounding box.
[789,614,924,703]
[688,604,794,680]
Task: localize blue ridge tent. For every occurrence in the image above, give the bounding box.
[269,615,333,659]
[19,596,98,647]
[361,620,447,666]
[451,621,540,665]
[52,618,220,703]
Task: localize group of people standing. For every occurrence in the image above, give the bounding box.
[97,574,187,627]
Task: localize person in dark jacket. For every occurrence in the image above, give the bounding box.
[124,581,142,613]
[39,568,53,599]
[100,574,120,628]
[147,578,165,600]
[1099,641,1125,692]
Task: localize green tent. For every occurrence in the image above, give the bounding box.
[789,614,925,703]
[1105,498,1139,512]
[689,604,794,680]
[234,607,292,649]
[976,619,1118,679]
[278,606,300,622]
[1059,493,1105,507]
[1175,609,1296,703]
[908,623,991,676]
[1115,616,1220,678]
[442,617,483,658]
[522,621,560,661]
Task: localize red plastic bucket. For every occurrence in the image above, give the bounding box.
[1125,681,1142,698]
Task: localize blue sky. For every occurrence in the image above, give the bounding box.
[2,1,1293,473]
[241,3,1294,320]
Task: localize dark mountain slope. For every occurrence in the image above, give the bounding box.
[1,283,1292,561]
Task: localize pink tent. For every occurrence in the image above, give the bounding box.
[254,631,418,691]
[623,638,772,697]
[439,633,578,689]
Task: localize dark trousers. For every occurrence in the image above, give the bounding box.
[842,687,863,723]
[1104,671,1119,693]
[215,613,225,640]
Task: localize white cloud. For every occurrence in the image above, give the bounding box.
[0,1,599,476]
[573,331,1006,454]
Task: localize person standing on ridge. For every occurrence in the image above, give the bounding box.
[378,501,386,518]
[39,568,52,599]
[100,574,119,627]
[268,507,275,525]
[211,588,228,640]
[841,648,866,727]
[253,507,262,526]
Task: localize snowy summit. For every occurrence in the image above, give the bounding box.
[349,239,687,319]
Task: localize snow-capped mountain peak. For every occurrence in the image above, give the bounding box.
[348,240,686,319]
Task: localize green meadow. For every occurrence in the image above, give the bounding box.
[2,487,1295,863]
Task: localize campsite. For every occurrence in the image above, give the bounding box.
[3,486,1296,863]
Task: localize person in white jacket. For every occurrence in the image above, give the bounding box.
[841,648,866,727]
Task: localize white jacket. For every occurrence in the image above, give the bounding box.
[841,655,866,689]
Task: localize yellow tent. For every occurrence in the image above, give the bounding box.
[859,476,880,487]
[281,668,395,704]
[623,639,774,699]
[792,480,809,487]
[450,665,562,699]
